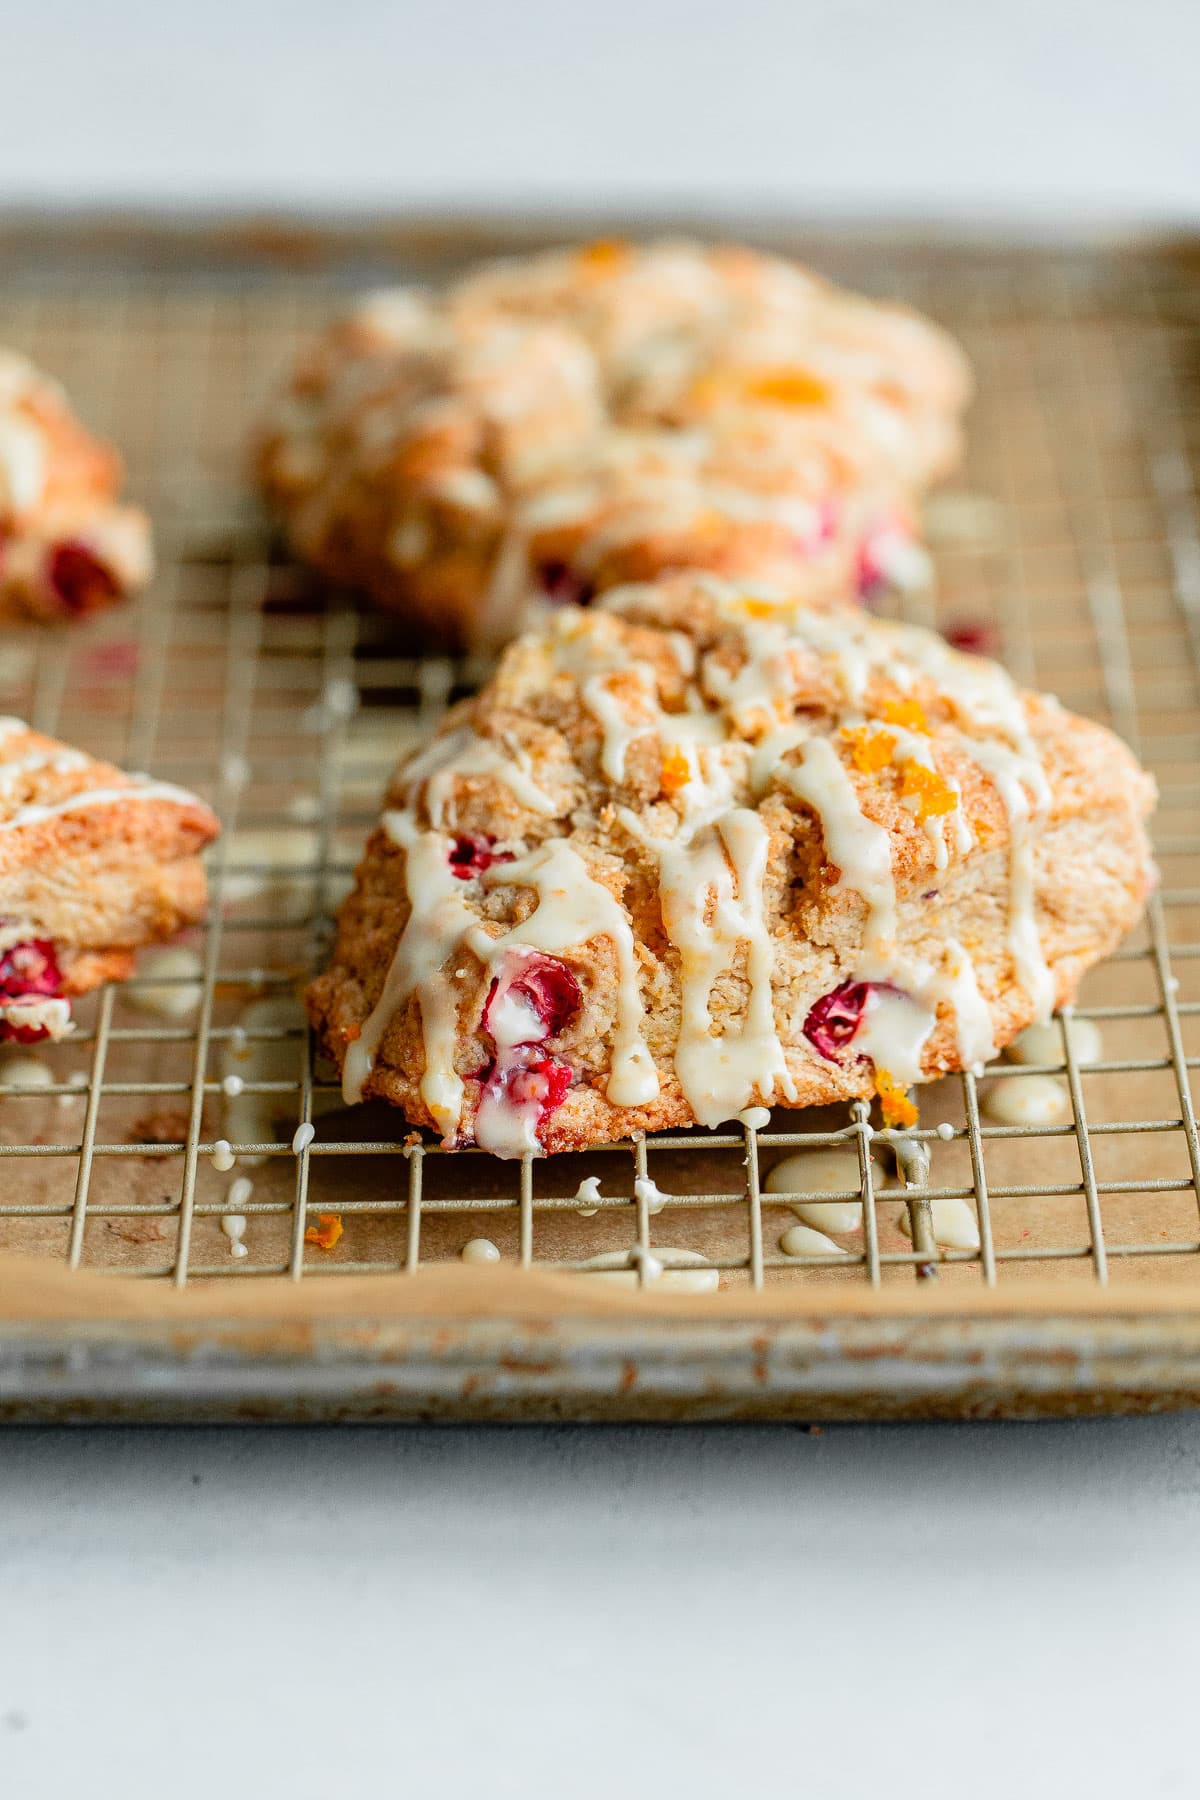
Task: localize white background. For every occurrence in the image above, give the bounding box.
[0,0,1197,223]
[3,5,1200,1796]
[3,1418,1200,1799]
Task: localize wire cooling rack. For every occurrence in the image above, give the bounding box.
[1,221,1199,1306]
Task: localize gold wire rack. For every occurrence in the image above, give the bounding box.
[1,221,1199,1311]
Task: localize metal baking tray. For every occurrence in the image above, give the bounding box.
[1,215,1199,1421]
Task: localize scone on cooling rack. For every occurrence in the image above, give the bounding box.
[258,239,970,652]
[0,719,218,1043]
[307,573,1156,1158]
[0,349,153,623]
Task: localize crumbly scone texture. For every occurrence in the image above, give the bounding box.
[0,718,219,1042]
[259,239,970,650]
[0,348,153,623]
[308,573,1156,1155]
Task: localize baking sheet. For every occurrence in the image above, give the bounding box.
[0,219,1198,1417]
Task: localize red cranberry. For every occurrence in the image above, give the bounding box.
[473,1048,573,1124]
[483,951,581,1045]
[0,934,66,1043]
[0,937,63,1002]
[47,542,120,617]
[803,980,873,1062]
[507,1052,573,1114]
[815,498,840,546]
[537,559,595,607]
[856,540,886,602]
[943,618,1000,657]
[448,833,513,880]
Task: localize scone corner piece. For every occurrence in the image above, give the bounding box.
[0,719,219,1045]
[0,346,153,623]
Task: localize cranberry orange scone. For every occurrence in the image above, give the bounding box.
[308,575,1155,1156]
[0,719,218,1043]
[260,240,969,650]
[0,350,152,622]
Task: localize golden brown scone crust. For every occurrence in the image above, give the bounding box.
[0,349,153,622]
[0,718,218,1040]
[259,240,970,651]
[308,574,1156,1155]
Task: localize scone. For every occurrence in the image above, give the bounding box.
[308,574,1156,1156]
[0,719,218,1042]
[260,240,970,651]
[0,349,153,622]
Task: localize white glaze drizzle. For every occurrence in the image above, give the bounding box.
[575,1246,718,1292]
[784,735,896,953]
[479,840,658,1109]
[0,779,204,833]
[399,726,557,829]
[581,667,655,784]
[634,1175,668,1215]
[854,986,934,1087]
[0,415,47,513]
[622,802,794,1127]
[780,1222,850,1257]
[344,812,476,1125]
[1006,1017,1102,1068]
[0,748,89,795]
[897,1197,980,1251]
[968,738,1054,1023]
[460,1237,501,1264]
[573,1174,602,1215]
[220,1176,254,1261]
[921,938,998,1069]
[0,996,72,1040]
[982,1074,1068,1126]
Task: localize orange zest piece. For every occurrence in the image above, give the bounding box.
[305,1213,344,1252]
[842,725,896,774]
[576,238,631,273]
[660,746,692,796]
[875,1071,919,1129]
[687,365,830,412]
[691,507,727,539]
[741,366,831,408]
[880,697,929,733]
[898,759,958,819]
